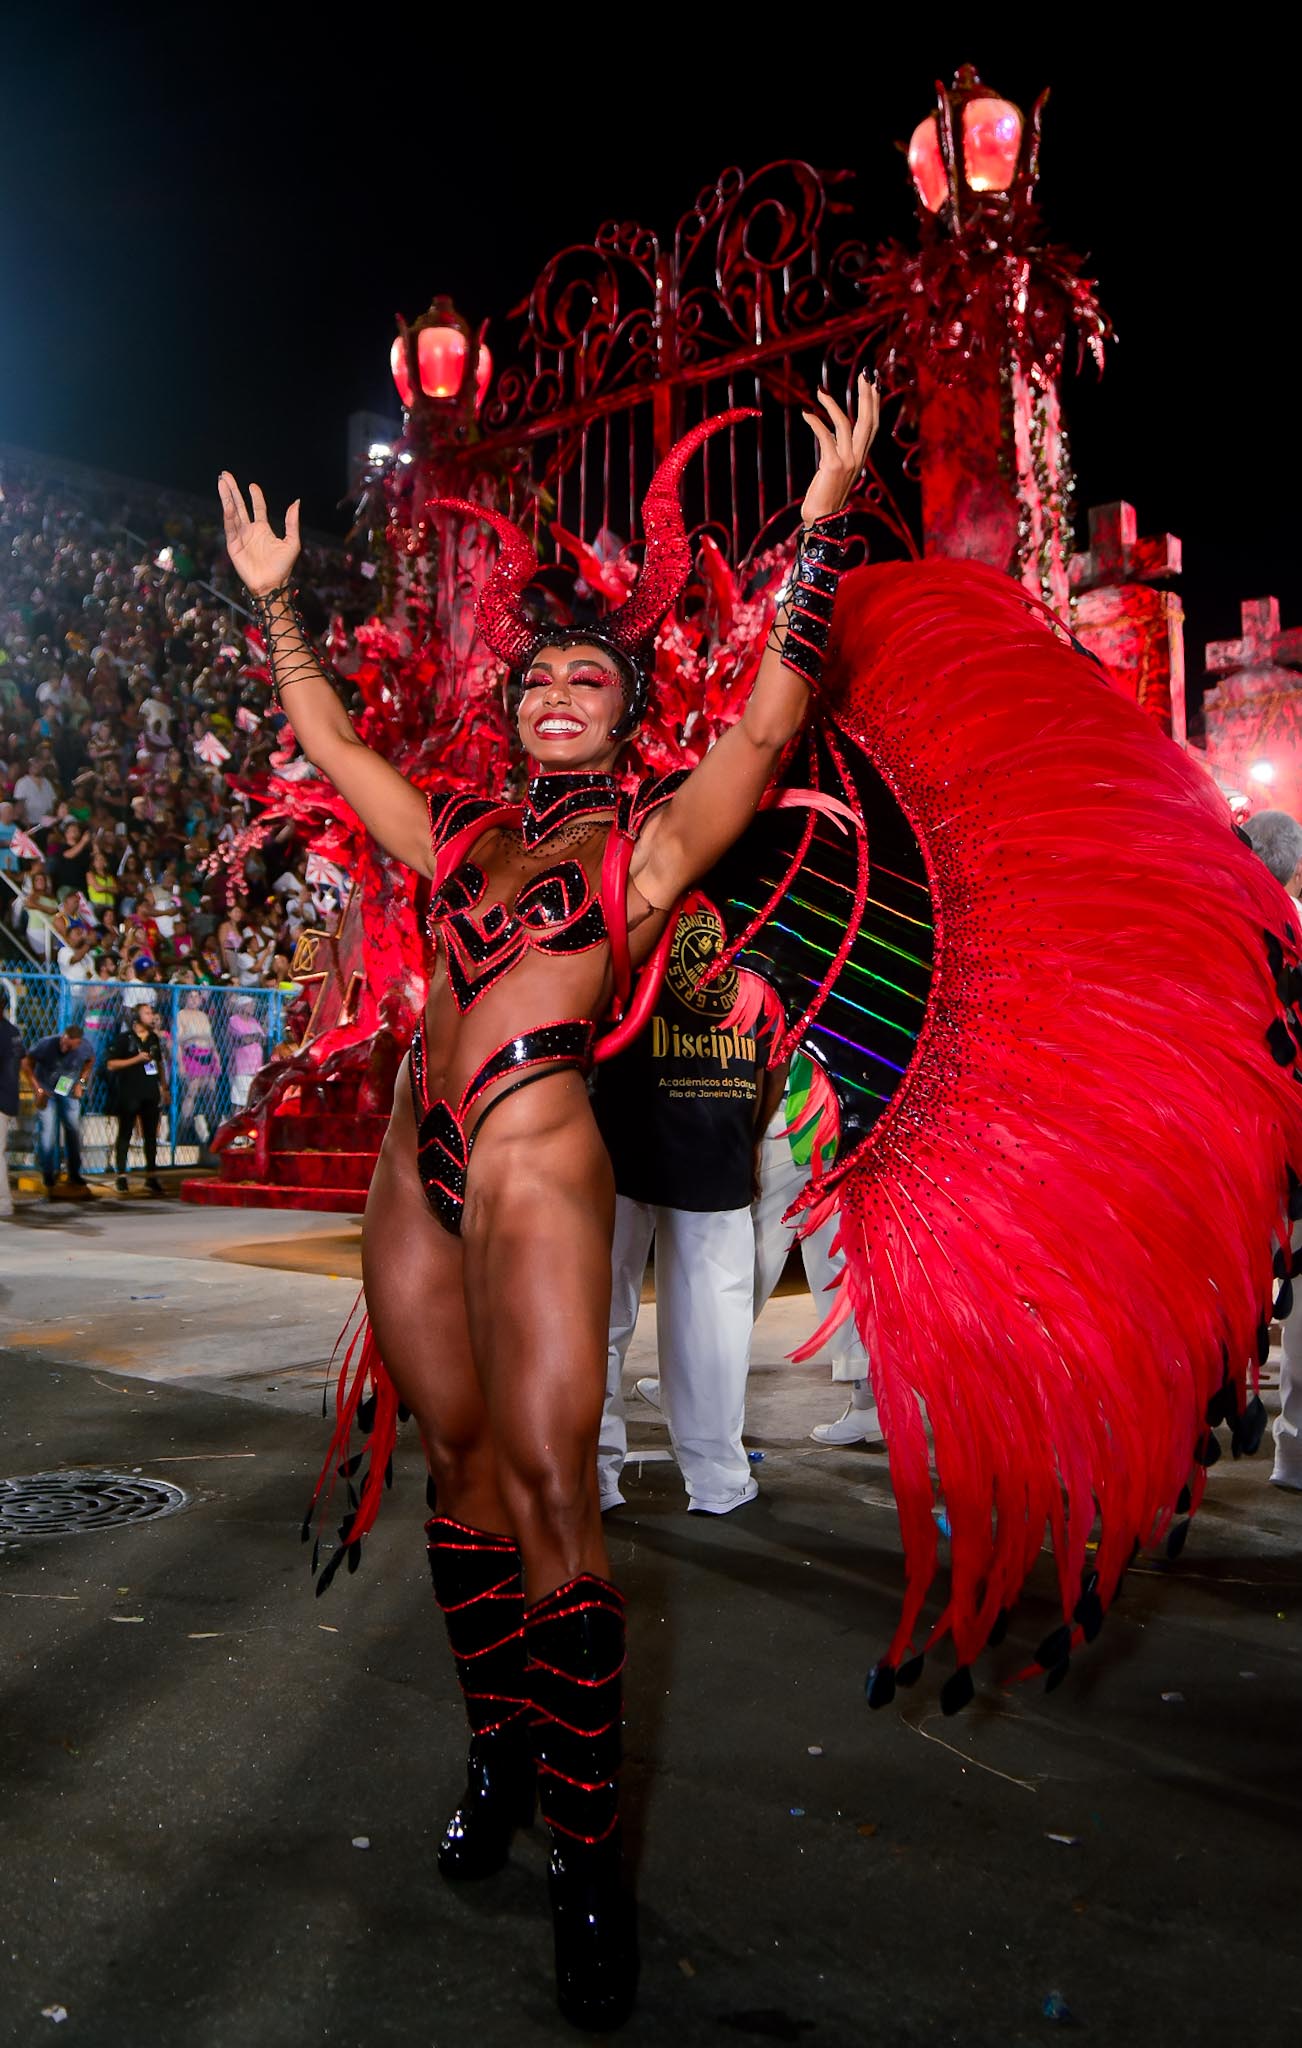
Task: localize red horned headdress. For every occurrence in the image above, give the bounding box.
[428,409,757,732]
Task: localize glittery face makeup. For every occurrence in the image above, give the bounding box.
[521,654,624,694]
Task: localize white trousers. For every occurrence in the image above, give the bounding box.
[0,1109,11,1215]
[751,1111,869,1381]
[1275,1221,1302,1482]
[600,1195,756,1507]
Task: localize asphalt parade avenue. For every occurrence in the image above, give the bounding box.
[1,1196,1299,2047]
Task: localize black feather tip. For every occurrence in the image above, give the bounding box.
[940,1665,975,1716]
[1236,1395,1268,1457]
[865,1663,897,1710]
[1073,1572,1104,1643]
[1036,1623,1073,1671]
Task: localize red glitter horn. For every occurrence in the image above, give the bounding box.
[600,408,759,653]
[427,409,758,668]
[422,498,542,669]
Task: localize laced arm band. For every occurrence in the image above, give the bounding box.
[247,581,334,709]
[766,511,854,694]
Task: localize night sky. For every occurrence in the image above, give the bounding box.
[1,14,1293,715]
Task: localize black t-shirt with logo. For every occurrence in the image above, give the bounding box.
[108,1026,164,1110]
[593,898,778,1213]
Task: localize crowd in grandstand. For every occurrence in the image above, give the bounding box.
[0,455,357,992]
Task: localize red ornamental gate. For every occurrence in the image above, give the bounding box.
[469,160,919,568]
[194,131,1120,1211]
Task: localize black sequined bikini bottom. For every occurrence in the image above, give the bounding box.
[408,1018,596,1236]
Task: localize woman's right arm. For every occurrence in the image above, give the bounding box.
[217,476,434,878]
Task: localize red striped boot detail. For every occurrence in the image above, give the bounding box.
[426,1516,534,1879]
[526,1574,638,2030]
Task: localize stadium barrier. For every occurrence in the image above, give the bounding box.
[0,973,286,1175]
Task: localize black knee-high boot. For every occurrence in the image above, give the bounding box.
[426,1516,535,1879]
[527,1574,638,2032]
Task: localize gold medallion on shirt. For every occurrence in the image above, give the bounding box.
[664,904,738,1018]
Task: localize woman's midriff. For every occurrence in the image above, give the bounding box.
[417,941,615,1133]
[400,815,669,1233]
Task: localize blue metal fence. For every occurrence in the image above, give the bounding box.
[1,973,286,1174]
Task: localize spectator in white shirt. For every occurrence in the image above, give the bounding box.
[13,760,57,827]
[57,924,97,983]
[35,672,72,709]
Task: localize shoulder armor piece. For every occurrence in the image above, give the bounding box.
[427,790,502,853]
[616,769,689,839]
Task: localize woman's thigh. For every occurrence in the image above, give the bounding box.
[461,1073,615,1484]
[362,1057,488,1458]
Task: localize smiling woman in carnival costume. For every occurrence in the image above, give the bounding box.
[219,382,877,2030]
[220,367,1302,2031]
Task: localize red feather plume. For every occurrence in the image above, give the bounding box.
[793,559,1302,1685]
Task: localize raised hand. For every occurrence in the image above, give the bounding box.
[217,474,301,597]
[800,372,880,528]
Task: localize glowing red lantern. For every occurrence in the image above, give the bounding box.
[962,96,1023,193]
[907,69,1025,215]
[390,303,493,413]
[418,325,467,399]
[908,116,948,215]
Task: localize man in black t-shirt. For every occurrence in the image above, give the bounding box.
[106,1001,168,1196]
[594,897,782,1514]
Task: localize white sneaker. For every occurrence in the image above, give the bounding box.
[634,1377,664,1415]
[1270,1463,1302,1493]
[811,1402,886,1447]
[599,1487,627,1514]
[687,1477,759,1515]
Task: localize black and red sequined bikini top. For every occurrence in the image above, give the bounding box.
[424,770,685,1016]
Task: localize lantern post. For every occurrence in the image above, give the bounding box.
[377,295,494,568]
[874,66,1108,622]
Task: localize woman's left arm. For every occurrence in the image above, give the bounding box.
[630,377,878,910]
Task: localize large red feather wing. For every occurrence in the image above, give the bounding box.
[793,560,1302,1707]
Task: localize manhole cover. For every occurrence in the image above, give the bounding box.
[0,1470,189,1539]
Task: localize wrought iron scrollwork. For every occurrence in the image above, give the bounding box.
[481,161,880,435]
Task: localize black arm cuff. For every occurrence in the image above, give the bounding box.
[775,512,854,692]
